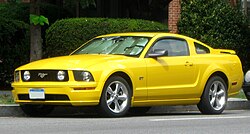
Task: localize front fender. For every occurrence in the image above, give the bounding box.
[91,62,136,93]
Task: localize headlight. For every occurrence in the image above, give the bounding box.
[23,71,31,81]
[245,70,250,83]
[73,71,94,82]
[14,71,20,82]
[57,71,66,81]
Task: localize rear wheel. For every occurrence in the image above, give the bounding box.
[197,76,227,114]
[20,104,54,117]
[99,76,131,117]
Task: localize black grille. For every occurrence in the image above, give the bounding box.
[18,94,70,101]
[21,70,69,82]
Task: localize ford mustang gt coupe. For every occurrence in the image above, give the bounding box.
[12,32,243,117]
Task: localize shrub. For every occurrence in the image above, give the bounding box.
[0,3,29,22]
[0,2,72,23]
[0,17,30,88]
[178,0,250,71]
[45,18,168,57]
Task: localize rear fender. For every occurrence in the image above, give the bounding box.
[198,64,229,97]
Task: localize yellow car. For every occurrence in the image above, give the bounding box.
[12,32,243,117]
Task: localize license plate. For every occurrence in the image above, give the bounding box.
[29,89,45,99]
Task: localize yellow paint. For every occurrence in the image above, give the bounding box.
[12,32,243,107]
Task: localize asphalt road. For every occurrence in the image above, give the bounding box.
[0,110,250,134]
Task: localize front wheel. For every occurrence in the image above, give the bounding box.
[197,76,228,114]
[99,76,131,117]
[20,104,54,117]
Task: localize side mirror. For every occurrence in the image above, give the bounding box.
[148,49,168,58]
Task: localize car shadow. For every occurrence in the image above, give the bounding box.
[32,105,234,118]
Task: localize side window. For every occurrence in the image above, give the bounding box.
[194,42,210,54]
[150,38,189,56]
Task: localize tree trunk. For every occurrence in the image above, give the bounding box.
[243,0,248,16]
[30,0,42,62]
[76,0,80,17]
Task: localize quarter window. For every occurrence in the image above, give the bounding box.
[194,42,210,54]
[149,38,189,56]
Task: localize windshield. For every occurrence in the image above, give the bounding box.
[72,36,150,56]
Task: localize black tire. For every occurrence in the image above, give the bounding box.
[20,104,54,117]
[129,107,151,115]
[99,76,131,117]
[197,76,228,114]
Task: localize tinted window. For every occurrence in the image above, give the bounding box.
[149,38,189,56]
[194,42,210,54]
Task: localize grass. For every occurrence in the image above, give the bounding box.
[231,89,247,99]
[0,94,14,104]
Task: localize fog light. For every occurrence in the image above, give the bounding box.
[57,71,65,81]
[23,71,30,81]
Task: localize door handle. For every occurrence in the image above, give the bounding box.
[185,61,193,66]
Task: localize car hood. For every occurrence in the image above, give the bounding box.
[17,54,133,70]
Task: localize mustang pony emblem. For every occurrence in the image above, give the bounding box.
[38,73,48,78]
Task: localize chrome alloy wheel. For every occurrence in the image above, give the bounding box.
[105,81,129,113]
[209,81,226,110]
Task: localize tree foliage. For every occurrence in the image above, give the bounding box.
[0,2,29,22]
[0,16,29,88]
[178,0,250,70]
[30,14,49,26]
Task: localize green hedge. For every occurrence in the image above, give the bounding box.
[0,2,72,23]
[178,0,250,71]
[45,18,168,57]
[0,17,29,88]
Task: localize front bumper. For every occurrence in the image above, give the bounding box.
[11,81,103,106]
[242,82,250,99]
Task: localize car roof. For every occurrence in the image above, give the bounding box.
[96,32,173,38]
[96,32,196,41]
[95,32,212,49]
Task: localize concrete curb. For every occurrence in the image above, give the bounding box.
[0,99,249,117]
[0,104,25,117]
